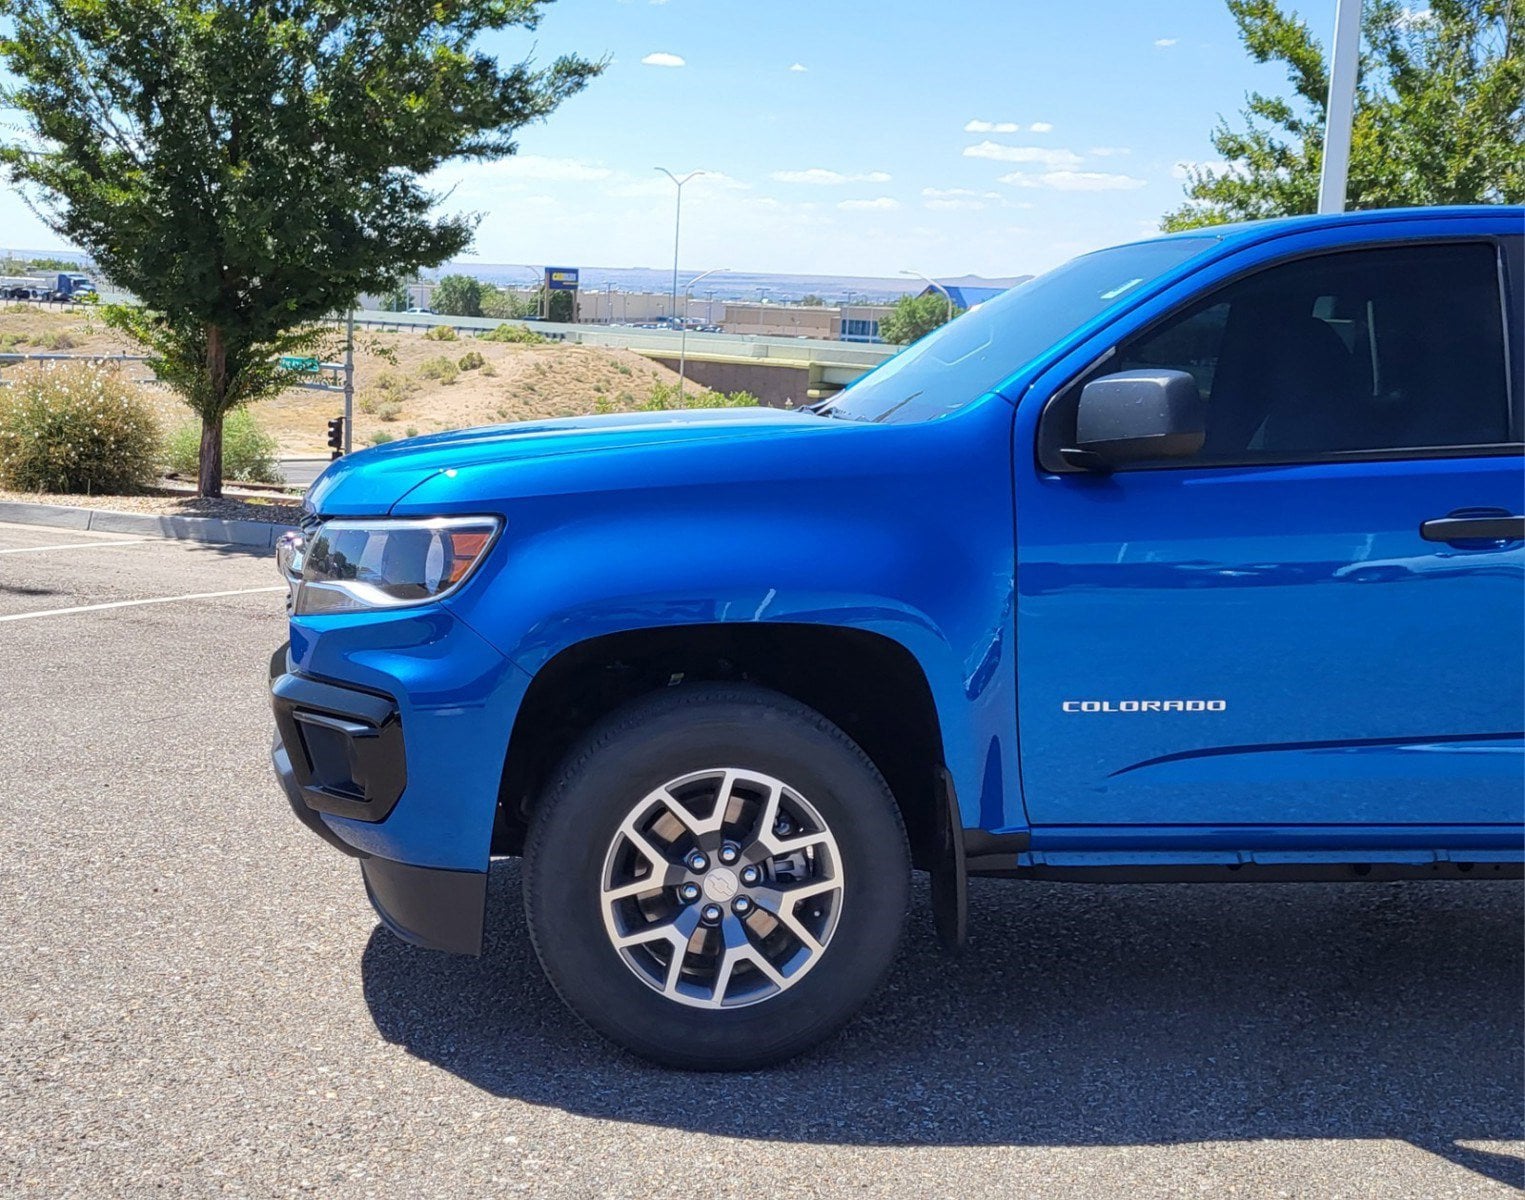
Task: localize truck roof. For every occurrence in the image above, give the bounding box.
[1146,204,1524,250]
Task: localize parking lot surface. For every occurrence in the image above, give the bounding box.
[0,519,1520,1198]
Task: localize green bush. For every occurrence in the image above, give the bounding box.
[371,370,414,398]
[480,322,546,345]
[458,349,485,371]
[366,429,394,446]
[376,400,402,422]
[636,381,760,411]
[422,324,458,342]
[0,362,160,494]
[164,407,283,483]
[419,356,458,385]
[404,425,419,438]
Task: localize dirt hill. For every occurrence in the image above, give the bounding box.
[0,304,696,456]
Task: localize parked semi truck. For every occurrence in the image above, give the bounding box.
[0,271,96,301]
[270,206,1524,1069]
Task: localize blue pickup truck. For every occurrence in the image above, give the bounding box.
[272,207,1524,1068]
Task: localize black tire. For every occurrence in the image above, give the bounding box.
[523,682,910,1070]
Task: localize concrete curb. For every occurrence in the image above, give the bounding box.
[0,500,297,548]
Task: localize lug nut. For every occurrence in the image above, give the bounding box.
[740,865,762,886]
[686,851,709,873]
[700,903,723,924]
[774,816,795,837]
[678,883,701,903]
[732,896,753,917]
[718,843,740,865]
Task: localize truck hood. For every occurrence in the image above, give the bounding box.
[304,406,829,515]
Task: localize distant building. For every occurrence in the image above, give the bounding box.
[839,303,895,344]
[917,276,1033,311]
[721,303,839,340]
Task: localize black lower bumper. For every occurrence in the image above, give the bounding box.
[269,644,486,956]
[360,856,486,957]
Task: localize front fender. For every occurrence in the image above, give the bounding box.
[420,411,1023,833]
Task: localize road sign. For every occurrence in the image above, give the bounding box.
[545,268,579,292]
[279,355,320,373]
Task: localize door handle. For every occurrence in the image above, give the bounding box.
[1419,514,1525,543]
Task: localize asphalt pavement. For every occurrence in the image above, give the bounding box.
[0,519,1520,1198]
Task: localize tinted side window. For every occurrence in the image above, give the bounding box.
[1057,242,1512,468]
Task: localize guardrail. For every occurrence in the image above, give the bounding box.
[339,310,898,371]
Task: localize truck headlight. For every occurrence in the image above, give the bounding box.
[294,517,500,615]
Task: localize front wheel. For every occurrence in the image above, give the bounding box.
[523,684,910,1069]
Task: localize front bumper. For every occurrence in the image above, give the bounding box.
[269,643,490,956]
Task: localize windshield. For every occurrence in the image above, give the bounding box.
[825,236,1220,423]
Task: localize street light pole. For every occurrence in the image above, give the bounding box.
[676,267,727,402]
[901,269,954,324]
[1318,0,1362,214]
[655,168,703,323]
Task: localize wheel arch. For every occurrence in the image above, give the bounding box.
[494,621,954,871]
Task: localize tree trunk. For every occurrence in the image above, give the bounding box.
[199,324,229,498]
[198,411,225,499]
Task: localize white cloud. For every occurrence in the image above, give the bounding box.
[771,168,892,184]
[1089,146,1132,157]
[789,62,808,72]
[922,186,1003,210]
[1001,170,1148,191]
[964,141,1084,168]
[922,187,1002,199]
[1154,37,1178,47]
[1029,121,1054,133]
[965,119,1022,134]
[608,171,750,198]
[1397,6,1433,25]
[641,52,685,67]
[837,197,900,211]
[468,154,615,183]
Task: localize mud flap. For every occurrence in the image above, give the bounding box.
[929,767,967,951]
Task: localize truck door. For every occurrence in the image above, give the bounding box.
[1014,236,1524,828]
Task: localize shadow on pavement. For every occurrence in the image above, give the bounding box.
[362,860,1523,1187]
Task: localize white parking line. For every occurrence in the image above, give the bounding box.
[0,538,149,554]
[0,586,284,622]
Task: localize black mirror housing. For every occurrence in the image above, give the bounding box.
[1064,369,1205,469]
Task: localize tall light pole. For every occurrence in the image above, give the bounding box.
[676,267,727,402]
[1318,0,1362,213]
[656,168,703,323]
[901,269,954,324]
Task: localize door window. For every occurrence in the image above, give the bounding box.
[1044,242,1514,469]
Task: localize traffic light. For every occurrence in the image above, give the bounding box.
[327,417,344,459]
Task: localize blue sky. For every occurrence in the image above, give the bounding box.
[2,0,1344,278]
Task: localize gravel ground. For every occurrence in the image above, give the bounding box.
[0,521,1520,1198]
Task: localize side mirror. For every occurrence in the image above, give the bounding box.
[1060,369,1205,471]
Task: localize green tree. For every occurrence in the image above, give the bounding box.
[480,286,531,319]
[431,274,484,318]
[544,288,574,322]
[1165,0,1524,230]
[0,0,598,495]
[878,293,964,346]
[800,293,825,306]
